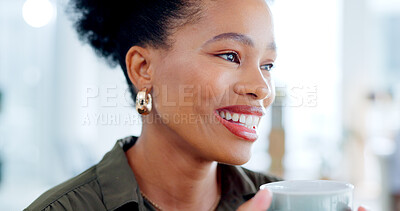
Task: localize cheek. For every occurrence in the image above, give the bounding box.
[192,72,231,114]
[151,58,221,116]
[156,58,231,113]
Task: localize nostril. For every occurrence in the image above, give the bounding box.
[247,93,257,98]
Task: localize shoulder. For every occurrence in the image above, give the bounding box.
[24,165,106,211]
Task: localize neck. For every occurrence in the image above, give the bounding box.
[125,115,221,210]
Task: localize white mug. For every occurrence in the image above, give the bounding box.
[260,180,354,211]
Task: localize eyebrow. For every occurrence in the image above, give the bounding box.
[203,32,277,51]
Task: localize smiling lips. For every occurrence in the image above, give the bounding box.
[215,105,265,142]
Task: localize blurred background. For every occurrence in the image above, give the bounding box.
[0,0,399,210]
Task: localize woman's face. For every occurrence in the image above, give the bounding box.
[147,0,276,165]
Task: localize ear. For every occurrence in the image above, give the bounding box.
[125,46,152,92]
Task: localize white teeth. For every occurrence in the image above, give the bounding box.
[246,116,253,127]
[220,111,225,119]
[226,112,232,120]
[239,114,246,123]
[252,116,260,126]
[218,110,261,130]
[232,113,239,122]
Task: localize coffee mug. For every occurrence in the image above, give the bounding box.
[260,180,354,211]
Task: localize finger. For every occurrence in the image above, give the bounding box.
[237,189,272,211]
[358,206,370,211]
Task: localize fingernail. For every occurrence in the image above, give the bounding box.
[363,206,371,211]
[254,189,272,208]
[265,188,272,198]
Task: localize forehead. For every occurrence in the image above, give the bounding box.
[197,0,274,43]
[167,0,274,53]
[201,0,273,30]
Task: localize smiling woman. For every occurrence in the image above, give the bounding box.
[24,0,281,210]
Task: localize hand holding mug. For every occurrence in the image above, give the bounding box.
[237,180,369,211]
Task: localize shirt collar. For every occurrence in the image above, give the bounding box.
[96,136,141,210]
[219,164,258,203]
[95,136,259,210]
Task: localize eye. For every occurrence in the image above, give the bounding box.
[260,63,274,71]
[216,52,241,64]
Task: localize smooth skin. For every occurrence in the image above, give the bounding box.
[124,0,368,210]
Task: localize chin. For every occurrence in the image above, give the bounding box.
[215,145,252,165]
[218,156,251,166]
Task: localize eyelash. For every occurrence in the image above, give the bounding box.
[217,52,241,64]
[216,52,274,71]
[260,63,274,71]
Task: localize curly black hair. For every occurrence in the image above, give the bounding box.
[67,0,203,102]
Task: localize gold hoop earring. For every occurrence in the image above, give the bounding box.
[136,88,152,115]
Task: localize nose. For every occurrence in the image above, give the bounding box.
[233,69,272,100]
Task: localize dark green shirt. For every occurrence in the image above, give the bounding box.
[25,136,280,211]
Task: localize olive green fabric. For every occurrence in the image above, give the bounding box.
[25,136,280,211]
